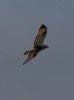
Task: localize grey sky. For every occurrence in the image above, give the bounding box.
[0,0,74,99]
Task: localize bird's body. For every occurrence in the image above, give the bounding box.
[23,24,48,64]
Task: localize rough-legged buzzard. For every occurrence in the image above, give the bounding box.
[23,24,48,64]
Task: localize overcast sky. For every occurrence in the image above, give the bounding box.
[0,0,74,100]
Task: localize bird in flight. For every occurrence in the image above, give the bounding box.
[23,24,48,64]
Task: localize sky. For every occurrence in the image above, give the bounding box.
[0,0,74,99]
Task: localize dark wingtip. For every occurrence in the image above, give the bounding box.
[39,24,47,30]
[41,24,46,27]
[23,62,27,65]
[24,51,29,55]
[23,59,29,65]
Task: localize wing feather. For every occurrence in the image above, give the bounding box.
[34,24,47,48]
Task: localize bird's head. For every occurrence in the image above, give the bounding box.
[42,45,48,50]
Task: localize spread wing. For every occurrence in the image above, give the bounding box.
[34,24,47,48]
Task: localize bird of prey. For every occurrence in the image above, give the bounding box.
[23,24,48,64]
